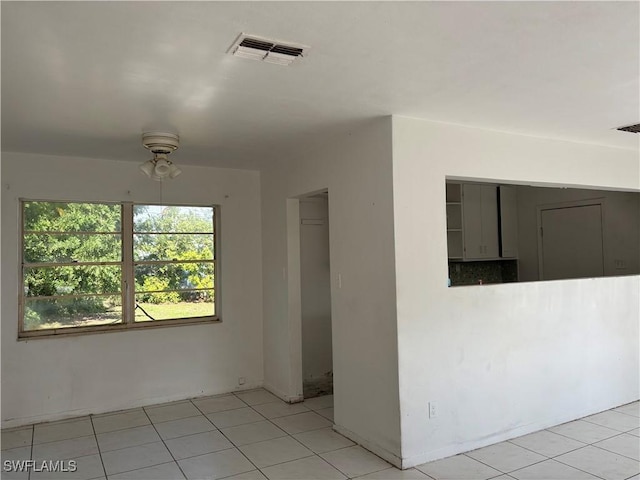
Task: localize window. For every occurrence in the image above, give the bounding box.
[20,201,218,337]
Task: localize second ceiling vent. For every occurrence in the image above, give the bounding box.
[617,123,640,134]
[228,34,309,66]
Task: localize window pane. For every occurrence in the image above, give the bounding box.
[24,234,121,263]
[135,263,214,292]
[134,291,214,322]
[134,234,213,261]
[24,295,122,331]
[133,205,213,233]
[24,202,121,232]
[24,265,122,297]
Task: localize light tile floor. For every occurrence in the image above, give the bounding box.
[1,391,638,480]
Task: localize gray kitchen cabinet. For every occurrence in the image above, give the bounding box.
[446,182,518,261]
[499,185,518,258]
[462,184,499,259]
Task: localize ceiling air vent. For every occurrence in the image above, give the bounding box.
[617,123,640,133]
[228,33,309,66]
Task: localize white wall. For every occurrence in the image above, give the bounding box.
[516,186,640,281]
[1,152,263,428]
[261,117,403,462]
[299,198,333,384]
[391,117,640,467]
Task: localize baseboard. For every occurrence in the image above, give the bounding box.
[400,398,640,468]
[1,383,264,429]
[401,418,568,468]
[333,424,403,469]
[263,382,304,404]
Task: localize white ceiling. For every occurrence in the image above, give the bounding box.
[2,1,639,169]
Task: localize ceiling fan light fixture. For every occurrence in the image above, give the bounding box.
[139,159,155,177]
[153,156,172,176]
[140,156,183,181]
[140,132,182,181]
[168,164,182,179]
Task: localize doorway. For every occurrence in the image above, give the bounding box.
[538,200,605,280]
[299,192,333,398]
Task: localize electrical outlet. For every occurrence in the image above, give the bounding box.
[429,402,437,419]
[238,377,246,385]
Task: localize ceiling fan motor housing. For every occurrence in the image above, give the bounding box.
[142,132,180,154]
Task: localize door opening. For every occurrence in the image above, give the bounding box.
[299,191,333,398]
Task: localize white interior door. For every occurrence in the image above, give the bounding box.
[540,204,604,280]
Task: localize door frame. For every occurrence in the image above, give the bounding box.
[536,198,606,280]
[285,188,331,402]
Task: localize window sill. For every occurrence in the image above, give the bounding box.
[17,316,221,340]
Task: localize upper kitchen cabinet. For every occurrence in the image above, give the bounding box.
[462,184,499,259]
[446,182,519,261]
[499,185,518,258]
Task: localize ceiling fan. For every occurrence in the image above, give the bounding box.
[139,132,182,180]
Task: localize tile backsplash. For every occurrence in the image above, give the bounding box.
[449,260,518,286]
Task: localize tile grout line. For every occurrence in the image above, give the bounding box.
[140,406,188,480]
[510,456,608,480]
[463,446,586,479]
[97,409,274,456]
[505,434,588,461]
[28,425,34,480]
[611,408,640,419]
[549,433,616,480]
[545,427,620,445]
[319,445,392,479]
[473,431,609,480]
[550,455,610,480]
[92,418,173,456]
[589,442,640,463]
[154,446,239,464]
[96,438,160,456]
[579,417,639,432]
[146,412,203,425]
[232,428,332,474]
[31,432,98,448]
[499,457,551,477]
[547,443,593,459]
[461,452,511,475]
[122,397,316,478]
[240,451,317,476]
[209,406,268,430]
[311,452,352,480]
[105,460,179,479]
[192,395,351,479]
[414,468,437,480]
[89,415,108,480]
[188,397,263,478]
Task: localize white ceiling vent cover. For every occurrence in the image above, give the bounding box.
[228,34,309,66]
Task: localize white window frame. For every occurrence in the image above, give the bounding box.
[19,200,220,339]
